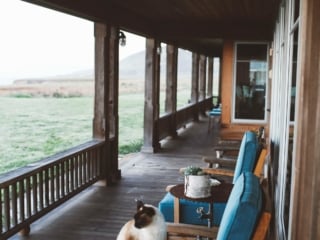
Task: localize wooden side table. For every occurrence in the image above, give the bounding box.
[169,183,233,227]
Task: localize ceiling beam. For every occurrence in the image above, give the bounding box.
[154,20,274,41]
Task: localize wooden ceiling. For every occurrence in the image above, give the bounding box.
[24,0,280,57]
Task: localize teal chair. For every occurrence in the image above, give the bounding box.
[158,131,259,226]
[208,107,221,132]
[167,172,263,240]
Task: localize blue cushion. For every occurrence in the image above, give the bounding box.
[158,192,226,226]
[217,172,262,240]
[233,131,258,183]
[209,108,221,116]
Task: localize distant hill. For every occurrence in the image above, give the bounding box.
[120,49,192,80]
[11,49,192,85]
[1,50,205,96]
[13,69,94,85]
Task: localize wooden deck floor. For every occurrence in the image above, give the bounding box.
[10,117,221,240]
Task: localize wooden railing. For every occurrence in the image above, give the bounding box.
[0,140,104,239]
[0,98,212,238]
[158,97,213,140]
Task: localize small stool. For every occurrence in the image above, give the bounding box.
[208,108,221,132]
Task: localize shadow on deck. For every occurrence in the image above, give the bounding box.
[10,116,220,240]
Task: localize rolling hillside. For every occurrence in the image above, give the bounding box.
[0,49,193,96]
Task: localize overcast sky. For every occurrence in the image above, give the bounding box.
[0,0,145,85]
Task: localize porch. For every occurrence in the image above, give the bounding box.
[9,116,221,240]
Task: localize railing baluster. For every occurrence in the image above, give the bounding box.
[89,150,93,181]
[75,156,79,189]
[18,180,25,222]
[50,167,55,203]
[84,151,90,183]
[0,188,3,233]
[97,147,101,177]
[65,160,70,194]
[44,169,49,207]
[4,187,10,231]
[82,151,88,184]
[32,175,38,214]
[92,150,96,180]
[39,172,44,210]
[55,165,60,200]
[70,158,74,191]
[26,178,31,218]
[11,184,18,226]
[61,162,65,198]
[86,152,89,182]
[78,154,83,186]
[92,149,96,178]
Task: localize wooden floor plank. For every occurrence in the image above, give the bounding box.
[10,117,220,240]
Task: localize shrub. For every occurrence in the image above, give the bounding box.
[119,139,143,155]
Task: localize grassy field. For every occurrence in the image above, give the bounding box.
[0,85,192,174]
[0,97,94,174]
[0,94,146,174]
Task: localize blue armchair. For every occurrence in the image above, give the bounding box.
[158,131,259,226]
[167,172,263,240]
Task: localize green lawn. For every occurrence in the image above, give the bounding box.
[0,97,93,174]
[0,94,149,174]
[0,90,192,174]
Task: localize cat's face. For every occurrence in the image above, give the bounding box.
[133,201,156,229]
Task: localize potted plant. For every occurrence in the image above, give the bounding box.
[183,166,211,198]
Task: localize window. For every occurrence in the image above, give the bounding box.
[233,43,268,122]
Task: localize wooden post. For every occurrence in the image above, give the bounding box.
[165,45,178,137]
[93,23,120,185]
[199,55,207,101]
[207,57,213,97]
[141,38,161,153]
[93,23,108,140]
[93,23,109,183]
[220,41,234,125]
[191,53,199,121]
[289,0,320,239]
[108,26,121,181]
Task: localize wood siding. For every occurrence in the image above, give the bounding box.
[290,0,320,238]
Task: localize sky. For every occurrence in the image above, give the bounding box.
[0,0,146,85]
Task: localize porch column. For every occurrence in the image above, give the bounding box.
[199,55,207,116]
[207,57,213,97]
[141,38,161,153]
[108,26,121,181]
[191,53,200,121]
[290,0,320,239]
[199,55,207,101]
[93,23,120,185]
[165,45,178,137]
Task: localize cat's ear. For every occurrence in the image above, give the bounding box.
[136,199,144,210]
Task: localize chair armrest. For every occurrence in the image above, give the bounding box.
[252,212,271,240]
[202,156,237,168]
[202,167,235,177]
[213,146,239,159]
[213,145,240,152]
[214,139,241,151]
[253,148,267,177]
[165,185,176,192]
[167,222,218,239]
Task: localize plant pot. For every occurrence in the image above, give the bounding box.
[184,175,211,198]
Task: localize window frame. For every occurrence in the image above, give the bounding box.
[232,41,270,124]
